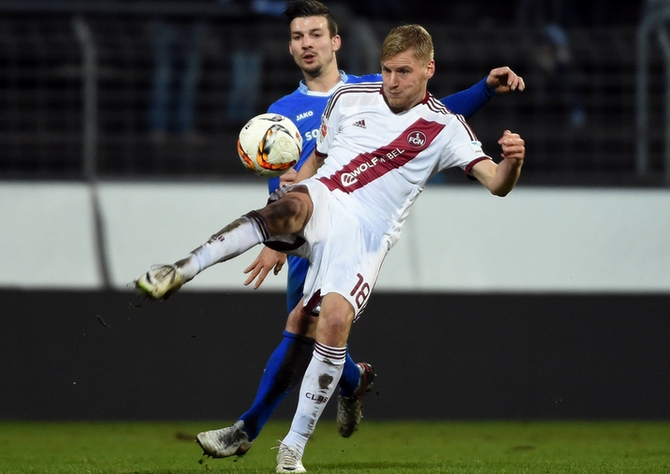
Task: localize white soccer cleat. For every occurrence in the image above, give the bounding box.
[196,420,252,458]
[337,362,376,438]
[135,264,185,300]
[275,443,306,473]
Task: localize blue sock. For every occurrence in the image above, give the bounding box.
[338,350,361,397]
[239,330,314,440]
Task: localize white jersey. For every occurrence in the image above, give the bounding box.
[314,82,490,245]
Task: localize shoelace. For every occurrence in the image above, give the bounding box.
[272,441,301,464]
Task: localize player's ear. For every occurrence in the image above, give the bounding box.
[425,59,435,79]
[332,34,341,52]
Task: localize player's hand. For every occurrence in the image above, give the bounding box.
[279,168,298,187]
[498,130,525,164]
[243,246,287,289]
[486,66,525,94]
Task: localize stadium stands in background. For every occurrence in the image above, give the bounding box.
[0,1,665,186]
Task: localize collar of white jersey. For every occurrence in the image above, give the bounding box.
[379,86,433,112]
[298,70,348,96]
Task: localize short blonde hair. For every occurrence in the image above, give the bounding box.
[380,24,434,65]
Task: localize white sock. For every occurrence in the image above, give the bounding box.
[177,212,268,280]
[281,342,346,456]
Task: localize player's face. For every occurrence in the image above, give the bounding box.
[288,16,341,77]
[381,50,435,113]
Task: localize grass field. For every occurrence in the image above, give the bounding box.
[1,420,669,473]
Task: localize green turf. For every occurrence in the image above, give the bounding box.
[1,420,669,473]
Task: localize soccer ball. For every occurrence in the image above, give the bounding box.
[237,113,302,177]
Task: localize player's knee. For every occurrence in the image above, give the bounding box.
[317,294,355,345]
[261,195,310,234]
[286,305,317,337]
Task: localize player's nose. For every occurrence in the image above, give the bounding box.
[387,73,400,87]
[300,37,313,49]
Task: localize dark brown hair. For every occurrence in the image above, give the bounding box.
[284,0,338,37]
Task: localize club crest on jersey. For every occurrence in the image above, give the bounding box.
[406,131,427,149]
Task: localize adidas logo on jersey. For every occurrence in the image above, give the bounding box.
[353,119,366,129]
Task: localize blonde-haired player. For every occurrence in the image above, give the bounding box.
[136,21,525,472]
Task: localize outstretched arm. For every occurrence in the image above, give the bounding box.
[441,66,525,119]
[485,66,525,94]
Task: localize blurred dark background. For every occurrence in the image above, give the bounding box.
[2,290,669,421]
[0,0,664,186]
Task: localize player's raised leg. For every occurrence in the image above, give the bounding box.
[135,211,270,299]
[136,189,312,300]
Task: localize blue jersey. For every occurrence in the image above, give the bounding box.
[266,71,495,312]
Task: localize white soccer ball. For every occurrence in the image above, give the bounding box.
[237,113,302,177]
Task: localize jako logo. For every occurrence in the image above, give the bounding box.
[407,131,426,148]
[296,111,314,121]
